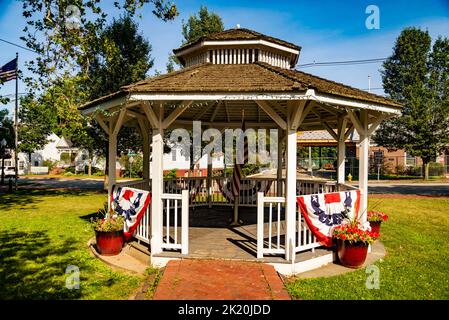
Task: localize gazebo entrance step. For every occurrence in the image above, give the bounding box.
[124,241,151,265]
[150,246,334,265]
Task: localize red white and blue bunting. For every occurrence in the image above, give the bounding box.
[296,190,361,247]
[110,186,151,241]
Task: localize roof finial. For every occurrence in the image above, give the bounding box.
[236,24,241,29]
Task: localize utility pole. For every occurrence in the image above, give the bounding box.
[14,52,18,191]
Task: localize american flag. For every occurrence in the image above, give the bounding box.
[231,121,248,197]
[0,58,18,82]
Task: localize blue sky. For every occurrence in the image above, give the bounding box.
[1,0,449,115]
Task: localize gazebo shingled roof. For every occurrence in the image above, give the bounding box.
[80,62,400,111]
[173,28,302,54]
[79,27,403,264]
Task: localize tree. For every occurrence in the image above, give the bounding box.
[18,1,177,181]
[0,109,14,183]
[83,15,152,182]
[18,93,56,163]
[20,0,177,91]
[181,6,224,44]
[373,28,449,179]
[167,6,224,71]
[87,15,154,100]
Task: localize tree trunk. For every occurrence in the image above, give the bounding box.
[88,158,92,177]
[28,152,32,175]
[422,160,430,180]
[1,156,5,185]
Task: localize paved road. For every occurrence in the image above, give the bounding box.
[16,177,449,196]
[19,177,106,190]
[368,183,449,196]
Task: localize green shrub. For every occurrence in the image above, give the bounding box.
[43,159,57,171]
[91,215,124,232]
[64,166,75,174]
[91,202,124,232]
[62,172,74,177]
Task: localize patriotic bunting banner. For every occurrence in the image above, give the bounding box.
[110,186,151,241]
[296,190,360,247]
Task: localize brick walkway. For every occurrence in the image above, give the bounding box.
[153,259,291,300]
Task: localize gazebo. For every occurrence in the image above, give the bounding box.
[80,28,401,273]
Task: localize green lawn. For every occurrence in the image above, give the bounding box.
[0,190,142,299]
[286,197,449,299]
[1,189,448,300]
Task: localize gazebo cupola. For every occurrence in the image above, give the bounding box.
[173,27,301,69]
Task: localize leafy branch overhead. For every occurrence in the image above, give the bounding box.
[17,0,177,176]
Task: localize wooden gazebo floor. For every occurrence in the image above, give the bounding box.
[150,206,333,263]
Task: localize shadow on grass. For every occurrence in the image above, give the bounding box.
[79,212,100,222]
[0,229,91,299]
[0,189,102,211]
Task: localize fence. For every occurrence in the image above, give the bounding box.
[298,156,449,179]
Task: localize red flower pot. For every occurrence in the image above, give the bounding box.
[369,221,382,234]
[336,239,369,268]
[95,230,124,256]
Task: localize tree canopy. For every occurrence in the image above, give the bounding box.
[373,27,449,179]
[0,109,14,151]
[181,6,224,44]
[167,6,224,72]
[87,15,153,100]
[15,1,175,181]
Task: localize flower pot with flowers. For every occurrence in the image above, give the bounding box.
[367,211,388,235]
[91,203,125,256]
[332,217,379,268]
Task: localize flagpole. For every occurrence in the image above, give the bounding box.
[14,52,18,191]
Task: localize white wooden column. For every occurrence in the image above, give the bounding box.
[276,131,283,197]
[108,130,117,196]
[358,112,369,222]
[143,134,150,182]
[349,109,369,222]
[337,117,348,185]
[107,109,126,196]
[137,118,150,184]
[285,105,298,261]
[151,104,164,255]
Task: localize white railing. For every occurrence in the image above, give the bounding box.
[338,183,359,191]
[297,180,337,195]
[135,206,151,244]
[257,192,323,259]
[295,207,321,253]
[257,193,286,258]
[124,177,340,209]
[160,190,189,255]
[115,179,151,191]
